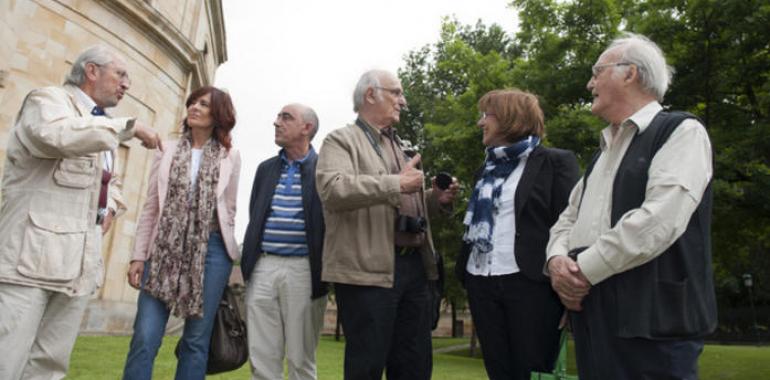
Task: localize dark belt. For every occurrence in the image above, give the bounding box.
[262,251,306,258]
[395,246,420,256]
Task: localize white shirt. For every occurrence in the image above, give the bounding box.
[546,102,713,285]
[466,154,529,276]
[190,148,204,188]
[73,87,113,172]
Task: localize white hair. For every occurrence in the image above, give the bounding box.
[64,45,120,86]
[299,105,320,141]
[352,69,393,112]
[608,33,674,101]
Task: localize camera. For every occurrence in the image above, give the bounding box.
[435,172,452,190]
[395,214,427,234]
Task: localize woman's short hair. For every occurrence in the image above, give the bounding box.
[478,89,544,142]
[183,86,236,150]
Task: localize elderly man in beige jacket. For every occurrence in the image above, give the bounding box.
[316,69,458,380]
[0,45,161,380]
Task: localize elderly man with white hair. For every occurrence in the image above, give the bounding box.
[316,69,458,380]
[0,45,161,380]
[546,33,717,379]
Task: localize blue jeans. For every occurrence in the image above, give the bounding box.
[122,232,232,380]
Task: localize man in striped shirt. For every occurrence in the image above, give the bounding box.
[241,103,328,380]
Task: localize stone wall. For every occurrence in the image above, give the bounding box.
[0,0,226,334]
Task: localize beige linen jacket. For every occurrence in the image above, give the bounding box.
[0,85,134,296]
[316,122,441,288]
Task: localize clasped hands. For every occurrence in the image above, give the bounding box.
[548,255,591,311]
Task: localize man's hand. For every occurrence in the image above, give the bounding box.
[100,210,114,235]
[399,154,424,193]
[134,122,163,151]
[127,260,145,289]
[548,255,591,311]
[432,176,459,205]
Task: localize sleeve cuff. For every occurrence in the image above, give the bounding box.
[116,117,136,141]
[577,246,615,285]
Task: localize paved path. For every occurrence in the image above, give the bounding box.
[433,344,471,354]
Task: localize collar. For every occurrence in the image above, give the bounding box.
[72,86,99,113]
[626,101,663,135]
[356,117,385,139]
[280,145,316,165]
[599,101,662,150]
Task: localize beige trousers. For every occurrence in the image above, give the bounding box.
[246,254,327,380]
[0,283,90,380]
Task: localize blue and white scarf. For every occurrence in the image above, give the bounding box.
[463,136,540,254]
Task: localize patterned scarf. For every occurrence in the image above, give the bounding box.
[145,132,221,319]
[463,136,540,255]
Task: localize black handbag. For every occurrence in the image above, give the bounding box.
[175,285,248,374]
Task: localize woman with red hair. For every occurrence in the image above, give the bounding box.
[122,86,241,380]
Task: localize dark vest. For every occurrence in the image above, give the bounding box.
[584,111,717,339]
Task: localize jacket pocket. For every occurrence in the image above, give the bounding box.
[17,211,88,282]
[53,158,96,188]
[651,279,692,337]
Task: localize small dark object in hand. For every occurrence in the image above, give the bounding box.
[435,172,452,190]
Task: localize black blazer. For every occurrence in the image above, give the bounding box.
[455,146,580,285]
[241,149,328,299]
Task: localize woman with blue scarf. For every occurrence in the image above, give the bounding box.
[455,89,580,379]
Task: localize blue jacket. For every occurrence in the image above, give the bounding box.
[240,149,328,299]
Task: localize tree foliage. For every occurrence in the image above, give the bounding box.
[397,1,770,326]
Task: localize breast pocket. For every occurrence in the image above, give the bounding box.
[53,158,96,188]
[17,211,88,282]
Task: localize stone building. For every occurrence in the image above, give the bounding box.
[0,0,226,333]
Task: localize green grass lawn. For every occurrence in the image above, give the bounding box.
[68,335,769,379]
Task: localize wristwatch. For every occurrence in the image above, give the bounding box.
[96,207,113,225]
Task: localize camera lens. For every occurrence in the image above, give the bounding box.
[435,172,452,190]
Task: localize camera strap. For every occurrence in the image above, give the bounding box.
[355,118,384,159]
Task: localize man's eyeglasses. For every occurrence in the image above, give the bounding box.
[591,62,632,78]
[91,62,131,84]
[375,86,404,98]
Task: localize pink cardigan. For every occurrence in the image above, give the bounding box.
[132,141,241,262]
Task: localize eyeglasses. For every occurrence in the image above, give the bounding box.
[591,62,632,78]
[375,86,404,98]
[480,112,496,120]
[91,62,131,84]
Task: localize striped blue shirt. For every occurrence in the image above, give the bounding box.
[261,149,311,256]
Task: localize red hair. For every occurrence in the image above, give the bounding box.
[183,86,236,149]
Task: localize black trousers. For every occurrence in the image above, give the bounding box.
[335,252,432,380]
[466,272,563,380]
[571,280,704,380]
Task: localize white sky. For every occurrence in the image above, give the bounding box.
[215,0,518,242]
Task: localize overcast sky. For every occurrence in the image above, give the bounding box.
[215,1,518,241]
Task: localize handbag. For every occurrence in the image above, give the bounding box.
[175,285,248,374]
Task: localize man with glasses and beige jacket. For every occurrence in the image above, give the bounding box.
[0,45,161,380]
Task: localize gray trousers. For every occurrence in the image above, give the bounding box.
[246,254,327,380]
[0,283,90,380]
